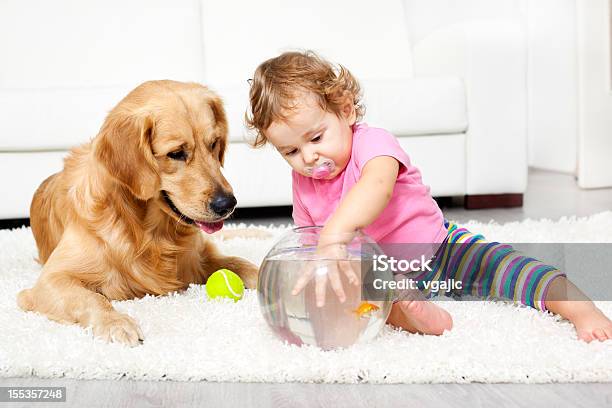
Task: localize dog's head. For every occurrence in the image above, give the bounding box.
[94,80,235,233]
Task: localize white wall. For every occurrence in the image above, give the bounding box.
[576,0,612,188]
[403,0,521,44]
[404,0,580,175]
[526,0,579,174]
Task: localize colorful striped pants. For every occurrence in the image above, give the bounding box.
[409,220,566,311]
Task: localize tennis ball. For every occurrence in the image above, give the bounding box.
[205,268,244,302]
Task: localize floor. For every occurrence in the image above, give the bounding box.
[2,168,611,407]
[1,378,611,408]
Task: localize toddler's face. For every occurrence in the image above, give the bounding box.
[265,92,355,180]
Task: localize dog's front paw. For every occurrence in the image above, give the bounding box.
[93,312,144,347]
[235,262,260,289]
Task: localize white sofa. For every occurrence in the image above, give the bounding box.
[0,0,527,219]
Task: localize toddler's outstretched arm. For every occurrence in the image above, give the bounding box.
[320,156,454,336]
[321,156,399,238]
[292,156,399,304]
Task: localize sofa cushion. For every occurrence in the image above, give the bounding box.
[0,151,66,218]
[0,0,206,151]
[0,77,468,151]
[218,76,468,143]
[362,77,468,137]
[200,0,413,86]
[0,87,133,151]
[0,0,203,89]
[200,0,418,144]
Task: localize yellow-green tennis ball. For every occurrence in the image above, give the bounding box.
[206,269,244,302]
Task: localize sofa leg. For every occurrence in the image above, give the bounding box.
[464,194,523,209]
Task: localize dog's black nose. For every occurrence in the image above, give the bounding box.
[210,193,237,216]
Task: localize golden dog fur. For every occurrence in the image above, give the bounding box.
[17,80,259,346]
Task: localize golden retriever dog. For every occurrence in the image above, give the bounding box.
[17,80,259,346]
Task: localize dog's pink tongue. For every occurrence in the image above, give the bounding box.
[196,220,224,234]
[312,165,331,179]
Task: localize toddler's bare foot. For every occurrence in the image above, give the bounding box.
[566,302,612,343]
[387,300,453,335]
[545,278,612,343]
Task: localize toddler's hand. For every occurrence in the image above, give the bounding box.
[291,243,360,307]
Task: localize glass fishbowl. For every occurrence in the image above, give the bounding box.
[257,226,394,350]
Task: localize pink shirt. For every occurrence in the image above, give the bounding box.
[292,123,447,244]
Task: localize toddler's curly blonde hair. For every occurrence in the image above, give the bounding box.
[245,50,365,147]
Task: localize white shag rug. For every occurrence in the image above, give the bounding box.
[1,213,612,384]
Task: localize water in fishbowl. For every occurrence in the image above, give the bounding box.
[257,227,394,350]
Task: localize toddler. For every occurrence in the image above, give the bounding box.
[246,50,612,342]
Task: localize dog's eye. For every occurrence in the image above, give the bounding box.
[211,139,218,150]
[167,150,187,161]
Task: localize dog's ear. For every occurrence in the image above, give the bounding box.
[208,94,228,166]
[94,111,159,200]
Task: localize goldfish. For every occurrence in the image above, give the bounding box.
[353,302,380,318]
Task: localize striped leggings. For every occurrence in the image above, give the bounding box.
[409,220,566,311]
